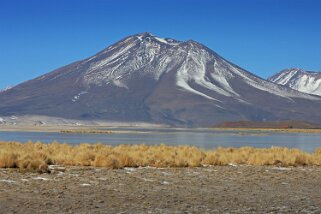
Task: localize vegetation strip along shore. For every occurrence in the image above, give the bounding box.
[0,142,321,172]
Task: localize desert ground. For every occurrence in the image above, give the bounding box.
[0,165,321,213]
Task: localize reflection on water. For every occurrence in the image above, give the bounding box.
[0,129,320,152]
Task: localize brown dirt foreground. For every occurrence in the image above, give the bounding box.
[0,166,321,214]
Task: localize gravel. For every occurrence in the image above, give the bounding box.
[0,165,320,213]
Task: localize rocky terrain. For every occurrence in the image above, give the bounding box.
[0,166,320,213]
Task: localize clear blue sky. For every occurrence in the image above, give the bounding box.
[1,0,320,89]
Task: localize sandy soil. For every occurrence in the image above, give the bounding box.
[0,166,320,213]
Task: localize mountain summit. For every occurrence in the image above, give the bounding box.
[268,68,321,96]
[1,33,321,126]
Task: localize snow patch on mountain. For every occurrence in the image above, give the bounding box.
[212,61,239,96]
[270,69,299,85]
[175,45,237,100]
[88,42,136,72]
[295,75,321,95]
[72,91,88,102]
[176,66,219,101]
[154,37,179,46]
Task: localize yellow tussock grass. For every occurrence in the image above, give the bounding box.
[0,141,320,171]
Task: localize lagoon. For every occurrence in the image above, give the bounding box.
[0,129,321,152]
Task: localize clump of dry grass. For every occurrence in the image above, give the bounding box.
[0,141,320,172]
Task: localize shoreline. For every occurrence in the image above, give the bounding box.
[2,124,321,134]
[213,127,321,133]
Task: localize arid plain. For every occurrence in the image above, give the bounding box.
[1,165,321,213]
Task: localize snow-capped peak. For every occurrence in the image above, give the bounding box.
[134,32,180,46]
[83,33,180,87]
[269,68,321,96]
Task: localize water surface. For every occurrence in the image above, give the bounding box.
[0,129,320,152]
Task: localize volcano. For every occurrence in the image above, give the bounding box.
[1,33,321,127]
